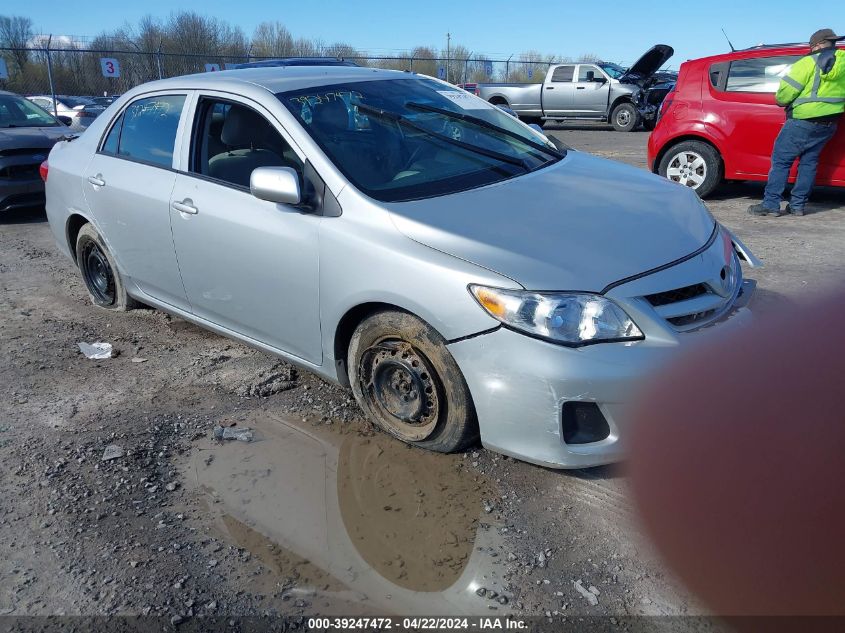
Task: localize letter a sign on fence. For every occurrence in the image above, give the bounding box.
[0,59,8,80]
[100,58,120,78]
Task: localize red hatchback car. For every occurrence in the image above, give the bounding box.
[648,43,845,197]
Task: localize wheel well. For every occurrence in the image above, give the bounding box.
[333,302,408,387]
[609,96,634,114]
[488,96,508,106]
[653,135,723,174]
[66,214,89,264]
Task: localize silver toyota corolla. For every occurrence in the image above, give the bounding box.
[43,67,759,468]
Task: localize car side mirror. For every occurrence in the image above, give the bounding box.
[250,166,301,205]
[57,115,72,126]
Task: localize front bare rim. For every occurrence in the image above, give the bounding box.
[358,338,443,442]
[666,150,707,189]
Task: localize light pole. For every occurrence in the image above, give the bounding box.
[446,32,451,83]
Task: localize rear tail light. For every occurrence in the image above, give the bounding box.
[658,92,675,121]
[39,160,49,183]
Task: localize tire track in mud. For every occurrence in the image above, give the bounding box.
[555,471,638,525]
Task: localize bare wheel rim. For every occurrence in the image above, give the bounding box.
[80,240,116,305]
[666,151,707,188]
[616,108,632,127]
[358,338,442,442]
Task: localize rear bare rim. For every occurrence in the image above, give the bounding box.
[348,311,478,453]
[658,140,722,198]
[80,240,116,306]
[74,223,139,311]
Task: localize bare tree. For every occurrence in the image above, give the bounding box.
[0,15,34,72]
[251,21,295,58]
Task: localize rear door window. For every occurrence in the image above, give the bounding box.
[551,65,574,82]
[725,56,802,93]
[102,95,186,168]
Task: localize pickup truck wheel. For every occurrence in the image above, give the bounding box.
[75,223,139,311]
[611,102,640,132]
[658,141,723,198]
[348,310,478,453]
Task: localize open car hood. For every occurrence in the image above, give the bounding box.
[620,44,674,82]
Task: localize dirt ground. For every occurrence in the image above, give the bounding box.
[2,126,843,625]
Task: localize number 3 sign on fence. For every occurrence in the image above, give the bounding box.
[100,58,120,78]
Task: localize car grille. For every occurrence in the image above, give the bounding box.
[0,164,41,180]
[644,259,743,332]
[645,283,709,307]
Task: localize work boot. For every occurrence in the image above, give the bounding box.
[785,204,804,216]
[747,203,778,216]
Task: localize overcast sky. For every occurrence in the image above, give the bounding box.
[21,0,840,66]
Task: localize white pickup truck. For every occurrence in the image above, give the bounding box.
[475,45,674,132]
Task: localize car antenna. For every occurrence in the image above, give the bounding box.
[721,28,736,52]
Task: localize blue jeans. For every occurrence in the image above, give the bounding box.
[762,118,837,211]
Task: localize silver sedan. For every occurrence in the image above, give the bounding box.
[43,67,759,468]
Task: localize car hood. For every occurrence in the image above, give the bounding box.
[384,152,715,291]
[0,126,70,151]
[620,44,674,83]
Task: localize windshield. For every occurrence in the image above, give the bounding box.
[598,63,626,79]
[0,94,61,128]
[279,77,560,202]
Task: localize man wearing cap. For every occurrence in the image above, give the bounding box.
[749,29,845,217]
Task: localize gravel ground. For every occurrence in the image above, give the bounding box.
[2,126,843,625]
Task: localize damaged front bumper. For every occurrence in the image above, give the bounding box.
[448,229,758,469]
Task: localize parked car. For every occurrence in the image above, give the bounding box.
[648,42,845,197]
[26,95,106,129]
[474,45,674,131]
[228,57,359,69]
[90,95,119,107]
[0,90,74,213]
[43,66,759,468]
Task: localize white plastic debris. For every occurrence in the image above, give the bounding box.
[213,425,254,442]
[131,357,148,363]
[101,444,125,461]
[78,342,113,359]
[574,579,599,606]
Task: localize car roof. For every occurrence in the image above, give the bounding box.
[689,43,844,65]
[131,66,413,96]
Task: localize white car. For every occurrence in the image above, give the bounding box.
[27,95,105,129]
[43,67,760,469]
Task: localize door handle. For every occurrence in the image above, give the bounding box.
[172,200,198,215]
[576,86,586,90]
[87,175,106,187]
[545,86,555,90]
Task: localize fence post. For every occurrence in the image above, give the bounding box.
[156,38,163,80]
[409,51,415,72]
[505,54,513,81]
[44,35,57,116]
[464,55,471,85]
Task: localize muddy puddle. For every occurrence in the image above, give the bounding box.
[184,413,506,614]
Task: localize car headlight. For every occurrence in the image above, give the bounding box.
[469,285,644,346]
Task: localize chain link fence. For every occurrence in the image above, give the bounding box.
[0,44,554,104]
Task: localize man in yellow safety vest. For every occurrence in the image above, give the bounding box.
[749,29,845,217]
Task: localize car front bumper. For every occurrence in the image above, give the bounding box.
[0,177,46,213]
[448,280,755,469]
